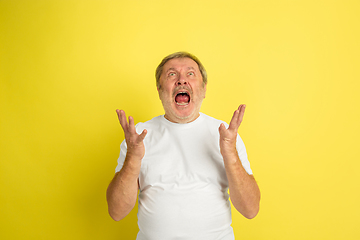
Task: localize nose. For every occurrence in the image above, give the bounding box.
[176,74,188,86]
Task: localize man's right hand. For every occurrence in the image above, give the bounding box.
[116,109,147,160]
[107,110,147,221]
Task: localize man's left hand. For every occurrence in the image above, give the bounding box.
[218,104,246,161]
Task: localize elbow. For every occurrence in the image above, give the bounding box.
[234,200,260,219]
[108,209,126,222]
[107,199,135,221]
[245,197,261,219]
[243,206,259,219]
[110,215,122,222]
[243,189,261,219]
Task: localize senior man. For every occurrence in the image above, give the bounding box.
[106,52,260,240]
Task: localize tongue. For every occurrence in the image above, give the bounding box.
[175,94,189,104]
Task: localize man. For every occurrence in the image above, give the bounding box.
[106,52,260,240]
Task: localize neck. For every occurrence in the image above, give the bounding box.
[164,112,200,124]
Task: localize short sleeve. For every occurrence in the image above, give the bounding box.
[114,122,145,173]
[115,140,127,173]
[236,134,253,175]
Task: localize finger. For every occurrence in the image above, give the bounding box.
[117,109,129,131]
[116,109,121,121]
[237,104,246,125]
[137,129,148,143]
[228,109,240,131]
[128,115,136,134]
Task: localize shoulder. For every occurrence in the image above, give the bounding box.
[135,115,164,133]
[200,113,228,127]
[200,113,228,136]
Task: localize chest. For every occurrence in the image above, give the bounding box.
[138,127,228,191]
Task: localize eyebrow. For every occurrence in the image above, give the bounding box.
[165,68,176,73]
[165,67,196,73]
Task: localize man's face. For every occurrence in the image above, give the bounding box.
[157,57,206,123]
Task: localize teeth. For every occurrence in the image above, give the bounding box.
[176,102,188,106]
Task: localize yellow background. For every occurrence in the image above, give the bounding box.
[1,0,359,239]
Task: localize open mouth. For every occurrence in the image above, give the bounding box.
[175,91,190,106]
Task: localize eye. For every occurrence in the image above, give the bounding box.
[168,72,176,77]
[188,72,195,76]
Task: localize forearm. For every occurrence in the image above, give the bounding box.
[223,152,260,219]
[106,156,141,221]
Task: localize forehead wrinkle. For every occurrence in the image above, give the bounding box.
[165,67,176,73]
[165,66,196,73]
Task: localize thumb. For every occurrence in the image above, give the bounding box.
[219,123,227,135]
[137,129,148,143]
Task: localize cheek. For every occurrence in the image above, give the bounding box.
[159,90,173,102]
[195,87,206,98]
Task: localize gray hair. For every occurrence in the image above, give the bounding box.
[155,51,207,89]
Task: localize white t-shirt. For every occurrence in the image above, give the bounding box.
[115,113,253,240]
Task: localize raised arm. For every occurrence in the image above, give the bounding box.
[219,105,260,219]
[106,110,147,221]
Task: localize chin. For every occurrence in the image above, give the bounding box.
[162,99,201,123]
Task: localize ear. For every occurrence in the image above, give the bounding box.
[203,84,207,99]
[157,87,161,99]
